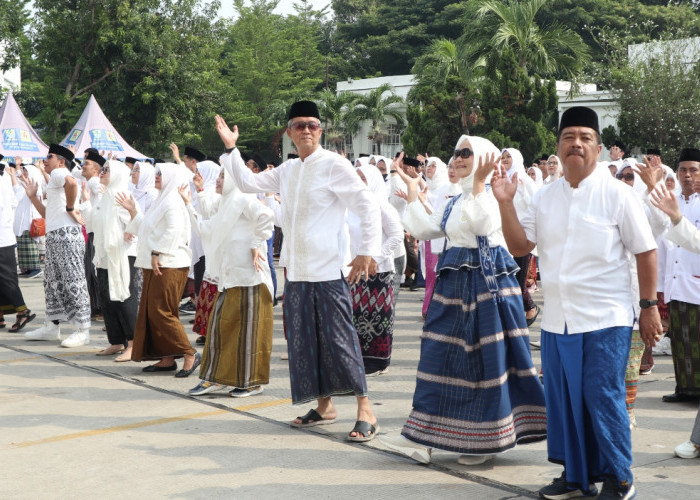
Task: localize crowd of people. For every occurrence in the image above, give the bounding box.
[1,101,700,499]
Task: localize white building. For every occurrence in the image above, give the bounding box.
[0,43,21,91]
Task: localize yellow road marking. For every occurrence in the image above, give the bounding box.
[11,410,228,448]
[234,398,292,412]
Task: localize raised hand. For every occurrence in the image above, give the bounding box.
[81,180,91,203]
[23,176,39,198]
[650,184,682,224]
[115,192,137,218]
[214,115,239,149]
[638,156,662,192]
[491,164,518,204]
[178,184,192,205]
[169,143,181,164]
[192,171,204,192]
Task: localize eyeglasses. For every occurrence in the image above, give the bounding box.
[132,167,140,173]
[547,161,558,165]
[453,148,473,159]
[100,166,110,174]
[289,121,321,132]
[155,170,162,177]
[617,173,634,181]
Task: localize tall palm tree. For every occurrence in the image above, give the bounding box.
[461,0,590,80]
[345,83,405,156]
[316,89,357,152]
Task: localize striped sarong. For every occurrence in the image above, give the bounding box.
[199,284,273,388]
[402,246,547,454]
[351,271,395,373]
[668,300,700,396]
[16,231,40,272]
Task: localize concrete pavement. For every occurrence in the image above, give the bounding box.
[1,272,699,499]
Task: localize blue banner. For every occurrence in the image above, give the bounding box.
[64,128,83,146]
[2,128,40,152]
[89,129,124,151]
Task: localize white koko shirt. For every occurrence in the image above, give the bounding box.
[520,165,656,334]
[221,147,381,282]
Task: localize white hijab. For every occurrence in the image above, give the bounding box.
[195,160,220,193]
[425,156,448,191]
[528,166,544,189]
[454,135,500,195]
[140,163,191,253]
[131,161,157,211]
[92,161,132,301]
[543,155,563,183]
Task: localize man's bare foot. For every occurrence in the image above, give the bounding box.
[114,347,132,362]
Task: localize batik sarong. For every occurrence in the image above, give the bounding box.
[16,231,40,272]
[284,278,368,404]
[193,280,218,336]
[351,271,395,373]
[199,284,273,388]
[542,326,633,493]
[668,300,700,397]
[402,246,547,455]
[625,329,645,424]
[44,226,91,328]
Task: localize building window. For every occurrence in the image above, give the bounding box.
[379,123,402,158]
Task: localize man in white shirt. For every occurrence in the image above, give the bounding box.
[81,148,106,320]
[23,144,92,347]
[655,147,700,404]
[493,107,662,500]
[214,100,382,442]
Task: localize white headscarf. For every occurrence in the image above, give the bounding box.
[544,155,563,183]
[665,169,682,197]
[357,163,388,201]
[528,166,544,189]
[425,156,448,191]
[131,161,157,212]
[195,160,220,194]
[453,135,500,194]
[140,163,191,254]
[13,163,44,236]
[93,161,132,301]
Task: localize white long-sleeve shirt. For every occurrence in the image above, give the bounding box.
[520,166,657,334]
[221,147,381,282]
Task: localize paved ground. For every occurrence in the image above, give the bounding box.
[1,270,699,499]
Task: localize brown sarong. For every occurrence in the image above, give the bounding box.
[132,267,195,361]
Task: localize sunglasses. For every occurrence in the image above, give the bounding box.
[617,173,634,181]
[46,154,55,159]
[453,147,474,159]
[100,166,110,174]
[155,170,162,177]
[289,121,321,132]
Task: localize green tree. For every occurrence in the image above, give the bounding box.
[345,83,405,156]
[316,89,357,152]
[461,0,591,80]
[0,0,29,73]
[470,50,558,162]
[20,0,224,155]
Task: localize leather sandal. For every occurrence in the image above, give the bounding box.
[290,408,336,428]
[9,311,36,332]
[347,420,379,442]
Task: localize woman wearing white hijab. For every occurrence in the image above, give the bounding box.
[383,135,546,466]
[347,164,403,376]
[528,165,544,188]
[129,161,158,214]
[500,148,540,326]
[13,163,44,277]
[83,160,141,360]
[180,167,275,397]
[117,163,199,377]
[543,154,563,184]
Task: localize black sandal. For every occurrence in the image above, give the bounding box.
[290,409,336,428]
[10,311,36,333]
[347,420,379,442]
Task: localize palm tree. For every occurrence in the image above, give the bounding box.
[316,89,357,153]
[345,83,405,156]
[461,0,590,80]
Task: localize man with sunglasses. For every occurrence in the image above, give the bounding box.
[214,100,382,443]
[23,144,92,347]
[493,107,661,500]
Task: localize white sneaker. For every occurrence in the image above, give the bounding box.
[652,336,672,356]
[228,386,263,398]
[25,321,61,341]
[381,434,432,464]
[60,329,90,348]
[457,454,495,465]
[674,440,700,459]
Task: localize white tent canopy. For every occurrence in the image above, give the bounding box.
[0,93,49,159]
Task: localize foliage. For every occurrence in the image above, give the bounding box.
[470,50,558,162]
[0,0,29,72]
[460,0,591,81]
[593,31,700,165]
[316,89,358,151]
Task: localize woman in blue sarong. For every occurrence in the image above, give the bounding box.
[382,135,547,465]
